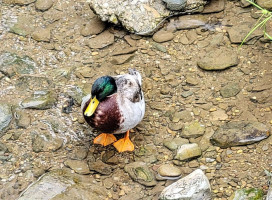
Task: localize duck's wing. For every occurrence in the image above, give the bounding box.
[114,69,143,103]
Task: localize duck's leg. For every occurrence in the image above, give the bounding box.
[113,130,134,152]
[93,133,117,146]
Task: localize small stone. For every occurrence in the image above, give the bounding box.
[152,42,167,53]
[210,121,270,148]
[124,162,157,186]
[153,30,175,43]
[32,28,51,42]
[111,54,134,65]
[210,109,228,121]
[35,0,53,11]
[0,103,13,137]
[14,109,31,128]
[256,0,272,10]
[220,82,241,98]
[124,35,137,46]
[12,0,36,5]
[181,90,193,98]
[163,137,189,151]
[87,30,114,49]
[159,169,211,200]
[88,160,112,175]
[175,143,202,161]
[158,164,182,177]
[197,48,239,70]
[176,15,207,30]
[9,15,35,36]
[70,147,88,160]
[64,160,90,175]
[112,47,138,56]
[81,17,106,36]
[21,90,57,110]
[180,121,205,139]
[186,75,199,85]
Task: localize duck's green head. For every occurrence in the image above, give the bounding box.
[84,76,117,117]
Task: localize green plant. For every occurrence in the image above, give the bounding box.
[240,0,272,47]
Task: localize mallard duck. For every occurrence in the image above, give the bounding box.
[81,69,145,152]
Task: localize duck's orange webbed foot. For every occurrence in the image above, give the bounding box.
[93,133,117,146]
[113,130,134,152]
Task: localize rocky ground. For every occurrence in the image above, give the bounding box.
[0,0,272,199]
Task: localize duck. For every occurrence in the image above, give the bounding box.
[81,69,145,152]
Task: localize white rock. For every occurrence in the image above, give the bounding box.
[159,169,211,200]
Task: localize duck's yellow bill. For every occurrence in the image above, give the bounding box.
[84,96,99,117]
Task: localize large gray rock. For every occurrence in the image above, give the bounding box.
[211,121,270,148]
[159,169,211,200]
[18,169,108,200]
[230,188,264,200]
[90,0,208,35]
[0,103,13,137]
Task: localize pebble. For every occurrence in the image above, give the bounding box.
[163,137,189,151]
[32,28,51,42]
[175,143,202,161]
[88,160,112,175]
[87,30,114,49]
[35,0,53,11]
[157,164,182,177]
[153,30,175,43]
[181,121,205,139]
[81,17,106,36]
[64,159,90,175]
[220,82,241,98]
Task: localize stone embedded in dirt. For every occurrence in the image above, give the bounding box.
[35,0,53,11]
[124,162,157,186]
[197,48,239,70]
[162,0,187,11]
[256,0,272,10]
[159,169,211,200]
[9,14,35,36]
[110,54,134,65]
[210,109,228,121]
[0,103,12,137]
[229,188,264,200]
[31,131,63,153]
[112,47,138,56]
[169,122,183,131]
[152,42,167,53]
[32,27,51,42]
[186,75,199,85]
[88,160,112,175]
[153,30,175,43]
[18,169,108,200]
[80,17,106,37]
[172,110,192,123]
[181,121,205,139]
[87,30,114,49]
[16,76,53,92]
[64,160,90,175]
[240,0,251,7]
[175,15,207,30]
[220,82,241,98]
[90,0,207,35]
[157,164,182,178]
[174,143,202,161]
[163,137,189,151]
[14,109,31,129]
[0,52,36,77]
[210,121,270,148]
[3,0,35,5]
[250,91,271,104]
[202,0,225,13]
[181,90,193,98]
[227,22,263,44]
[70,147,88,160]
[21,90,57,110]
[124,35,137,46]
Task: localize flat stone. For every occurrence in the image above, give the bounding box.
[172,110,192,123]
[0,52,36,77]
[153,30,175,43]
[16,76,53,92]
[256,0,272,10]
[35,0,53,11]
[110,54,134,65]
[87,30,114,49]
[181,90,193,98]
[159,169,211,200]
[32,27,51,42]
[88,160,112,175]
[176,15,207,30]
[162,0,187,10]
[10,0,36,5]
[31,131,63,153]
[112,47,138,56]
[124,162,157,186]
[21,90,57,110]
[124,35,137,46]
[210,109,228,121]
[210,121,270,148]
[163,137,189,151]
[81,17,106,36]
[14,109,31,128]
[64,160,90,175]
[181,121,205,139]
[175,143,202,161]
[9,15,35,36]
[0,103,12,137]
[230,188,264,200]
[197,48,239,70]
[158,164,182,177]
[18,169,108,200]
[202,0,225,13]
[220,82,241,98]
[169,122,183,131]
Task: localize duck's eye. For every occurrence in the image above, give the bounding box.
[129,81,132,86]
